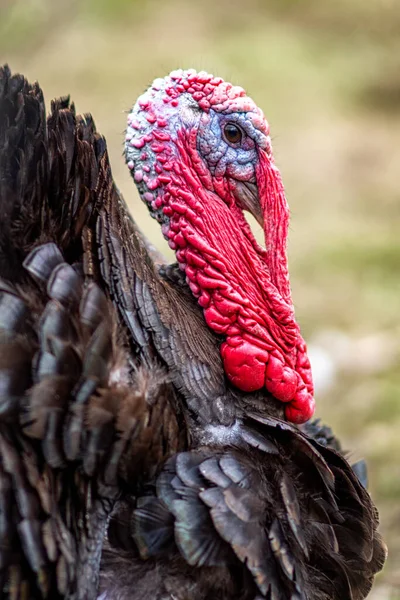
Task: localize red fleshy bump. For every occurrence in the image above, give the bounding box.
[221,340,269,392]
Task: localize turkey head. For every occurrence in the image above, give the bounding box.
[125,69,314,424]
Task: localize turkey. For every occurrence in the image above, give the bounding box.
[0,64,386,600]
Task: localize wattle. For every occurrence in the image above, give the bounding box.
[162,151,314,424]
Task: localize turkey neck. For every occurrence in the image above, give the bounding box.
[163,133,298,355]
[126,76,314,423]
[133,131,312,419]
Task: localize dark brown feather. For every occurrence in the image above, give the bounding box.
[0,65,184,599]
[105,421,385,600]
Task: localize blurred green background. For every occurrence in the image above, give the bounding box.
[1,0,399,597]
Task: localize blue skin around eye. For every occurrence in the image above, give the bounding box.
[197,109,259,181]
[126,89,269,201]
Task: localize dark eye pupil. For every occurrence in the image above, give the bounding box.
[224,123,242,144]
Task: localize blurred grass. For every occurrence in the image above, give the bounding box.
[1,0,399,596]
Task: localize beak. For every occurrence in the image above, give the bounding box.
[232,181,263,227]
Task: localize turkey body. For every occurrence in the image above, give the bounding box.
[0,65,386,600]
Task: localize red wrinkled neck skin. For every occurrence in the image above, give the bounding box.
[161,132,314,424]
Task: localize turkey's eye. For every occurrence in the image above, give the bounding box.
[223,123,242,145]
